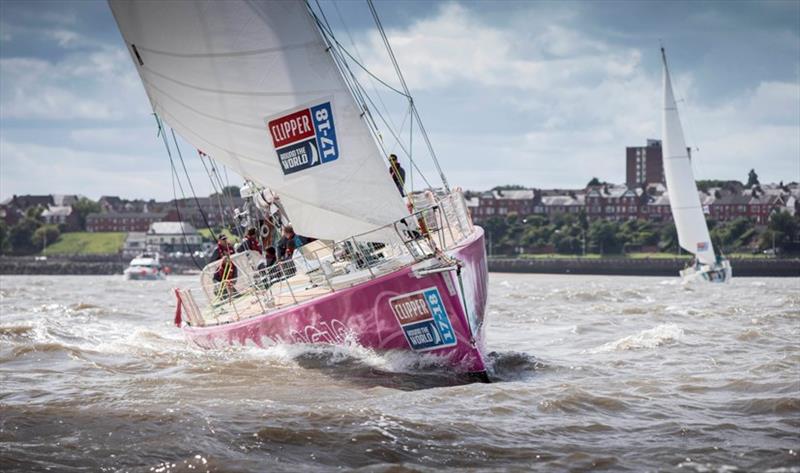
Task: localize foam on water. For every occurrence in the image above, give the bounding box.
[589,323,685,353]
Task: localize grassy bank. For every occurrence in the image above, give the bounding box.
[43,232,126,255]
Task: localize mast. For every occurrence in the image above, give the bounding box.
[661,46,716,265]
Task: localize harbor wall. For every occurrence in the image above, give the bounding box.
[1,255,797,277]
[488,257,800,277]
[0,256,199,276]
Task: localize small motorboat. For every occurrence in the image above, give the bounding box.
[124,253,166,281]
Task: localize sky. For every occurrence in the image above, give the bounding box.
[0,0,798,201]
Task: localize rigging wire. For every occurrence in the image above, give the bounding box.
[306,0,432,191]
[331,0,402,135]
[170,129,214,233]
[311,10,409,99]
[153,114,204,270]
[196,150,230,232]
[365,0,450,191]
[308,3,379,133]
[307,0,413,192]
[408,100,414,193]
[208,157,244,240]
[360,85,433,188]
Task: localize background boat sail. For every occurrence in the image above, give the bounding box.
[661,47,731,283]
[109,0,490,379]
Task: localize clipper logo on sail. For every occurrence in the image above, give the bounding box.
[697,242,709,251]
[389,287,457,351]
[268,101,338,175]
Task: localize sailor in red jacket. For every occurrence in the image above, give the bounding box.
[211,234,237,285]
[244,227,262,254]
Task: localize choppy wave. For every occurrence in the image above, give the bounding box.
[485,350,548,381]
[537,388,629,413]
[0,324,34,338]
[589,323,684,353]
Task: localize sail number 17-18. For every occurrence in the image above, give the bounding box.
[310,102,338,163]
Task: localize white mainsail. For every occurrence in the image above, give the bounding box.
[108,0,408,241]
[661,48,715,265]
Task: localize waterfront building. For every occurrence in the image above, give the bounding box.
[122,232,149,256]
[163,196,245,229]
[539,193,585,216]
[41,205,80,231]
[468,189,535,224]
[145,221,202,254]
[585,185,642,221]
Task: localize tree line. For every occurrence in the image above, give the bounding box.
[0,198,100,255]
[482,210,799,256]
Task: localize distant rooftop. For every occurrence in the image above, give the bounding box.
[148,221,198,235]
[41,205,74,217]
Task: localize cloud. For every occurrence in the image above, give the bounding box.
[0,45,149,121]
[0,138,219,200]
[350,2,799,187]
[357,4,642,94]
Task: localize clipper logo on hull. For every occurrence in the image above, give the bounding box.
[389,287,457,352]
[267,101,338,175]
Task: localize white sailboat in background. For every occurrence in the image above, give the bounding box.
[661,47,731,283]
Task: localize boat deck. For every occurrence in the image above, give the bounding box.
[177,191,475,328]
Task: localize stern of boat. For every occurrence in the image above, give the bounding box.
[680,258,732,284]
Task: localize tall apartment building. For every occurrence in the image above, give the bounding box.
[626,139,694,188]
[625,139,664,187]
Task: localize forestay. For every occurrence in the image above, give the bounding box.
[108,0,408,241]
[661,49,715,265]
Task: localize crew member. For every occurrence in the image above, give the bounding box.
[388,154,406,196]
[277,224,307,260]
[210,234,237,297]
[244,227,262,254]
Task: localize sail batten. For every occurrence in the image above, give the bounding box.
[109,0,408,241]
[661,48,716,265]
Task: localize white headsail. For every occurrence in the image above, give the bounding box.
[661,48,715,265]
[108,0,408,241]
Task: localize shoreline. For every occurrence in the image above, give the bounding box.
[0,255,797,277]
[487,257,799,277]
[0,255,199,276]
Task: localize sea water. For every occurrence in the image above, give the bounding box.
[0,274,798,472]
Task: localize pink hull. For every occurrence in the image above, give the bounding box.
[183,228,489,375]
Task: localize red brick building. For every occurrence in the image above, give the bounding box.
[86,212,166,232]
[586,186,642,221]
[467,190,535,224]
[539,194,584,216]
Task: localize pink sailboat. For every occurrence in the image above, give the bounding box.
[110,0,490,380]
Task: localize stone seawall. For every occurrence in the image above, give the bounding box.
[0,256,200,276]
[2,256,797,277]
[488,257,800,277]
